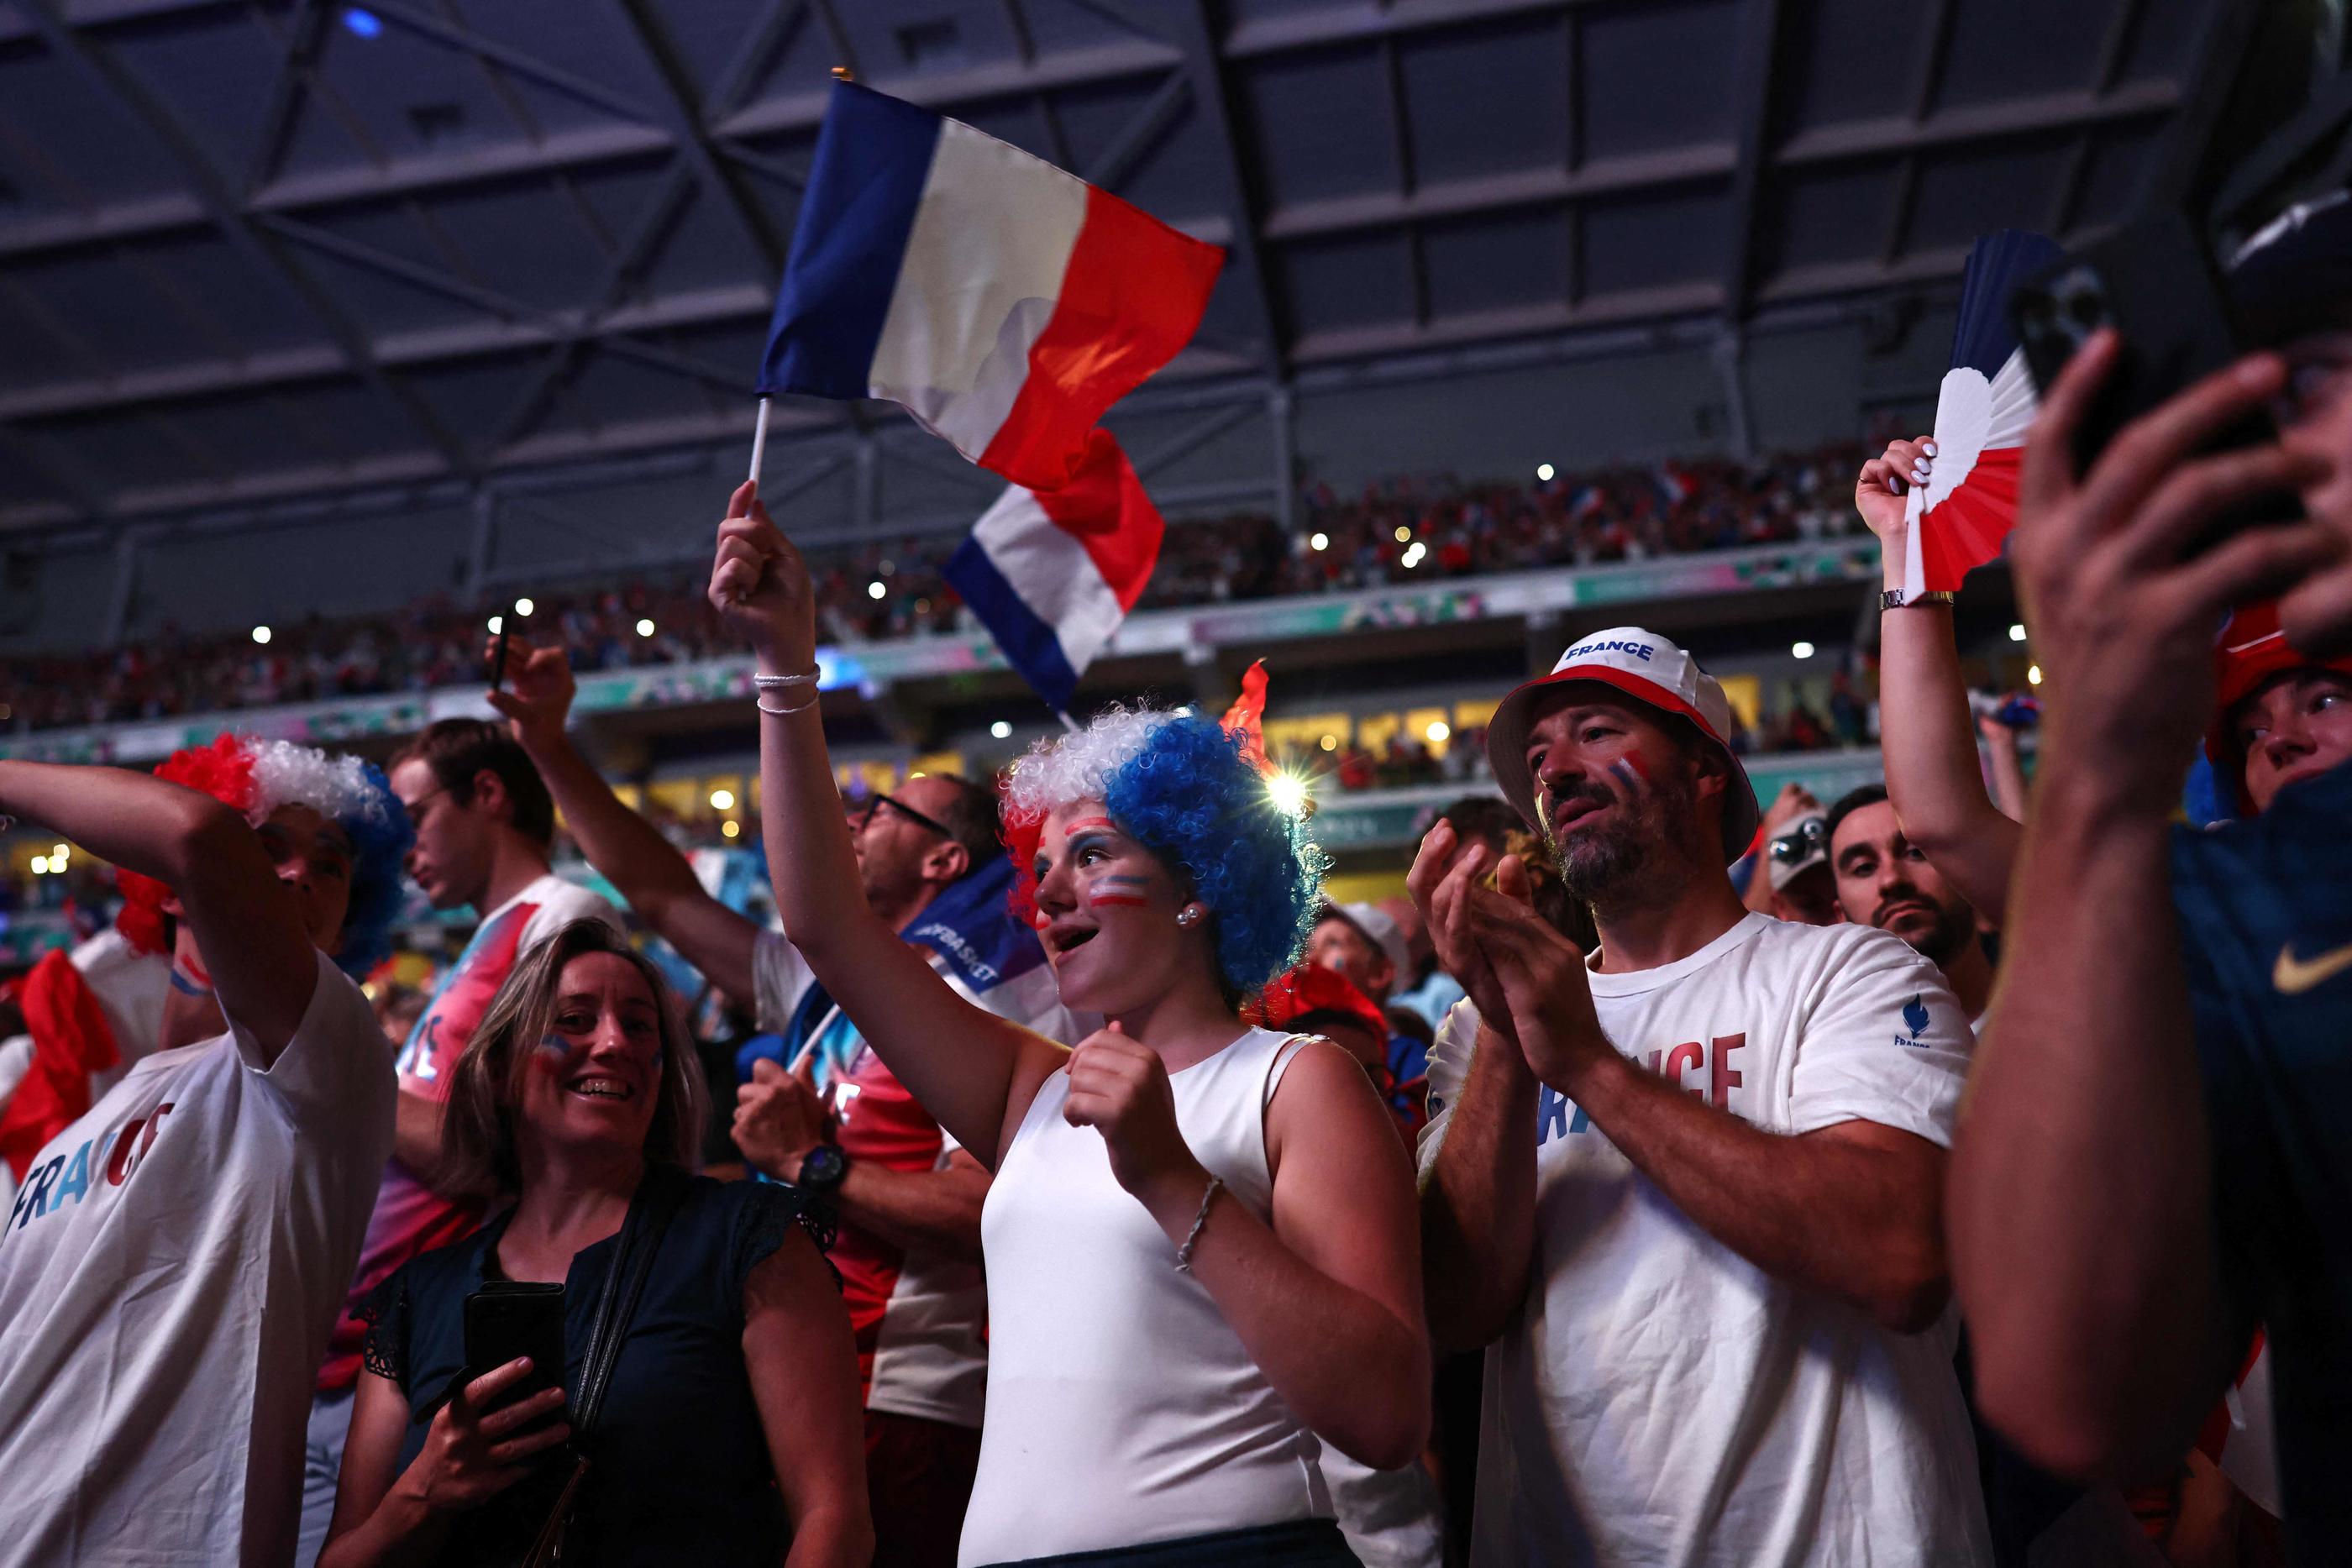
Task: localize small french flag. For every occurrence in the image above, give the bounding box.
[943,429,1163,712]
[757,81,1224,492]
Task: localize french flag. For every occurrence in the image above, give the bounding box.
[943,428,1163,711]
[757,81,1224,492]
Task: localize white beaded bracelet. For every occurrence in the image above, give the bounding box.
[753,668,821,689]
[756,689,819,716]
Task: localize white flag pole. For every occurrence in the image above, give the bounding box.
[748,396,772,487]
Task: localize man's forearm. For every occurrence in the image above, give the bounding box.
[518,728,759,1008]
[391,1091,447,1184]
[1948,766,2228,1476]
[1571,1052,1949,1331]
[1420,1025,1539,1351]
[831,1157,987,1264]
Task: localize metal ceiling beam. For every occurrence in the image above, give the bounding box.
[360,0,660,124]
[239,0,331,198]
[1173,0,1285,376]
[1777,79,2180,165]
[1877,0,1956,265]
[257,213,753,391]
[13,0,477,480]
[607,0,790,270]
[714,38,1184,139]
[1717,0,1786,322]
[1222,0,1577,60]
[1081,71,1193,192]
[1263,145,1735,240]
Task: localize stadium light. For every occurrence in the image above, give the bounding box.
[636,618,655,637]
[1266,771,1312,817]
[990,721,1013,740]
[1536,464,1555,482]
[343,8,383,39]
[868,580,886,600]
[2008,623,2027,642]
[251,625,271,645]
[2028,664,2044,686]
[1320,734,1338,752]
[514,597,534,616]
[51,844,67,861]
[709,789,735,811]
[722,821,741,840]
[29,857,49,876]
[1426,720,1451,743]
[1792,641,1815,659]
[1309,532,1328,552]
[1394,526,1411,543]
[487,615,502,634]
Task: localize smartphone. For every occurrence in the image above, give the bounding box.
[2009,209,2300,532]
[487,620,512,692]
[463,1282,567,1403]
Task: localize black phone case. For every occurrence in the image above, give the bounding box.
[2009,210,2297,530]
[463,1281,568,1397]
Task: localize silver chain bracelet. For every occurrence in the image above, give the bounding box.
[753,667,821,689]
[1174,1176,1224,1274]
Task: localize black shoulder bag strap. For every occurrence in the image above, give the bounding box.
[522,1171,690,1567]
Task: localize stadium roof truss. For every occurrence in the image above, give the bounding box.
[0,0,2253,569]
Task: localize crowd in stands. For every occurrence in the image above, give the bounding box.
[1,443,1873,736]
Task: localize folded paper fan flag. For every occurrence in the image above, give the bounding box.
[1903,229,2066,597]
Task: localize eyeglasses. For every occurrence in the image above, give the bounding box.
[1767,816,1827,863]
[859,793,954,840]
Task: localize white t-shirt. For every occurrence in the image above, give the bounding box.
[1420,913,1991,1567]
[0,950,394,1568]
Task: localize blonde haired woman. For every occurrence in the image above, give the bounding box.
[323,920,869,1568]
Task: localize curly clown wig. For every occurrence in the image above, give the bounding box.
[1002,705,1326,1001]
[115,733,413,978]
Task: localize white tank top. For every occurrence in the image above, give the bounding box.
[957,1027,1333,1565]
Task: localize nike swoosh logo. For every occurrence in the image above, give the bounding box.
[2273,940,2352,994]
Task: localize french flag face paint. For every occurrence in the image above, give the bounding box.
[1085,873,1152,910]
[1605,755,1648,800]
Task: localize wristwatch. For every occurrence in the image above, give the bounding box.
[1880,588,1956,610]
[796,1143,850,1197]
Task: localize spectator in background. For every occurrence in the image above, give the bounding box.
[0,741,408,1567]
[487,631,1077,1568]
[1760,809,1840,926]
[1306,900,1430,1098]
[1824,785,1993,1025]
[1415,626,1989,1565]
[323,920,869,1568]
[372,983,425,1046]
[302,719,622,1567]
[1950,221,2352,1562]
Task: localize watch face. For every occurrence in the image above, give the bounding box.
[801,1145,846,1188]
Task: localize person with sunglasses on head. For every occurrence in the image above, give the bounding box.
[483,633,1081,1568]
[709,481,1428,1567]
[299,720,623,1566]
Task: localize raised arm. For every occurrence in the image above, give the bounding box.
[1858,439,2021,917]
[486,634,761,1009]
[708,483,1063,1167]
[0,760,319,1065]
[1410,824,1541,1350]
[1949,338,2337,1478]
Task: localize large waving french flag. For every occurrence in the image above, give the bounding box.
[757,81,1224,493]
[943,428,1163,712]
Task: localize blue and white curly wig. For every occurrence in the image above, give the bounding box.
[118,734,413,980]
[1003,707,1325,1001]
